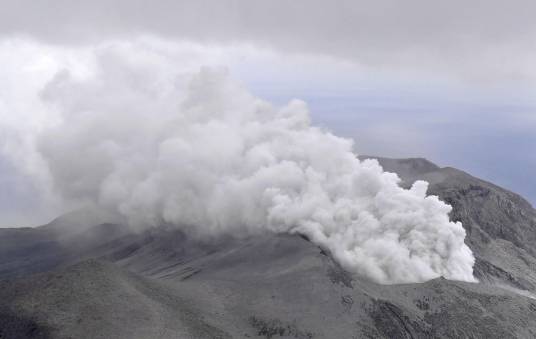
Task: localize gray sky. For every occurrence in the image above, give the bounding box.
[0,0,535,226]
[2,0,536,81]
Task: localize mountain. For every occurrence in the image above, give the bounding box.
[1,157,536,338]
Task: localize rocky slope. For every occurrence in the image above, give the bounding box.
[1,157,536,338]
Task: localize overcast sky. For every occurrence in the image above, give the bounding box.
[0,0,535,226]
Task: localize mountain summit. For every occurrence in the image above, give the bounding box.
[1,157,536,338]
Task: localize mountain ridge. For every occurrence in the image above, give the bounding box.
[2,156,536,338]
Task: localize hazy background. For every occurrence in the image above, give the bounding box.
[0,0,535,227]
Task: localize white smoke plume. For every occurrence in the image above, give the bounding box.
[0,39,475,284]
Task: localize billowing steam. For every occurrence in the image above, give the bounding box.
[0,40,475,284]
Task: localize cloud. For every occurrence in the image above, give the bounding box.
[0,40,475,283]
[1,0,536,82]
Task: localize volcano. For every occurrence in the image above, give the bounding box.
[1,157,536,339]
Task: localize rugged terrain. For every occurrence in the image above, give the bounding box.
[1,157,536,338]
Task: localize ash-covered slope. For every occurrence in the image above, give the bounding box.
[2,157,536,338]
[0,259,229,339]
[2,229,536,339]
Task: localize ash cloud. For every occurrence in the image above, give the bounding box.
[1,42,475,284]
